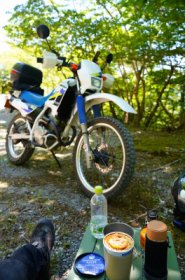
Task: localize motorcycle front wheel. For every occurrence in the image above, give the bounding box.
[6,113,35,165]
[73,117,136,199]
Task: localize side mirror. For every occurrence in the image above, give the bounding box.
[106,53,113,64]
[37,24,50,39]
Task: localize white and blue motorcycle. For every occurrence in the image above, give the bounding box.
[5,24,136,199]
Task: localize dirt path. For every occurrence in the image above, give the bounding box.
[0,107,185,279]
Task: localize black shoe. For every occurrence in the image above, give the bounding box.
[31,218,55,254]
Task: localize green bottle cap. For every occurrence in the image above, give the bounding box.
[94,186,103,195]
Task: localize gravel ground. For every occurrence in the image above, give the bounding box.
[0,107,89,278]
[0,98,185,279]
[0,104,129,279]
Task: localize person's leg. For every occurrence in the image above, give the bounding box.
[0,218,55,280]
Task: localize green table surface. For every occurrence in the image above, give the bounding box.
[68,225,181,280]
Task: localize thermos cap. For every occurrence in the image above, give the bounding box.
[147,220,167,242]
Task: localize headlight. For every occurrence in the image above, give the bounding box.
[91,77,102,88]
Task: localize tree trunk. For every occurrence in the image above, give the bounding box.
[109,102,117,119]
[145,66,175,128]
[178,83,185,129]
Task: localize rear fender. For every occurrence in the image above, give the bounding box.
[9,98,33,117]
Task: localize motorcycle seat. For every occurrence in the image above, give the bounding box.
[20,90,50,107]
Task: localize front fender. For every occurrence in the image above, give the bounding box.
[84,93,136,114]
[67,93,136,127]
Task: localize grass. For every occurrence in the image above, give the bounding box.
[133,129,185,153]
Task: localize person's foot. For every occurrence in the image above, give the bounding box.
[31,218,55,253]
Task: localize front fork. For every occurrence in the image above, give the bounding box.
[77,96,101,169]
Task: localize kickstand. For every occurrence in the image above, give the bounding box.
[51,150,62,168]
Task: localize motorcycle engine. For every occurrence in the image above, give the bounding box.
[33,121,58,149]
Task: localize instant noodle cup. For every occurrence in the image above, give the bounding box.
[103,231,134,280]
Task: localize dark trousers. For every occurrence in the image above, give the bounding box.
[0,244,50,280]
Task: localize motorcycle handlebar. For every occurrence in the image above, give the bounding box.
[36,56,69,68]
[37,57,43,63]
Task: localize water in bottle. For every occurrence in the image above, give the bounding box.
[90,186,107,239]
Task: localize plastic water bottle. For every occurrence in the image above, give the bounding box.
[90,186,107,239]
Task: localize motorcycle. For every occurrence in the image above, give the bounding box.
[4,24,136,199]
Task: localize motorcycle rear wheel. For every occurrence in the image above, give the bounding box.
[6,113,35,165]
[73,117,136,200]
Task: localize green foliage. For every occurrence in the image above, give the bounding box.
[0,66,10,93]
[3,0,185,129]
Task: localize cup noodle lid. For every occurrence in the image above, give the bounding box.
[103,232,134,257]
[147,220,167,242]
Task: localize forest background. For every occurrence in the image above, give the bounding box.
[0,0,184,131]
[0,1,185,278]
